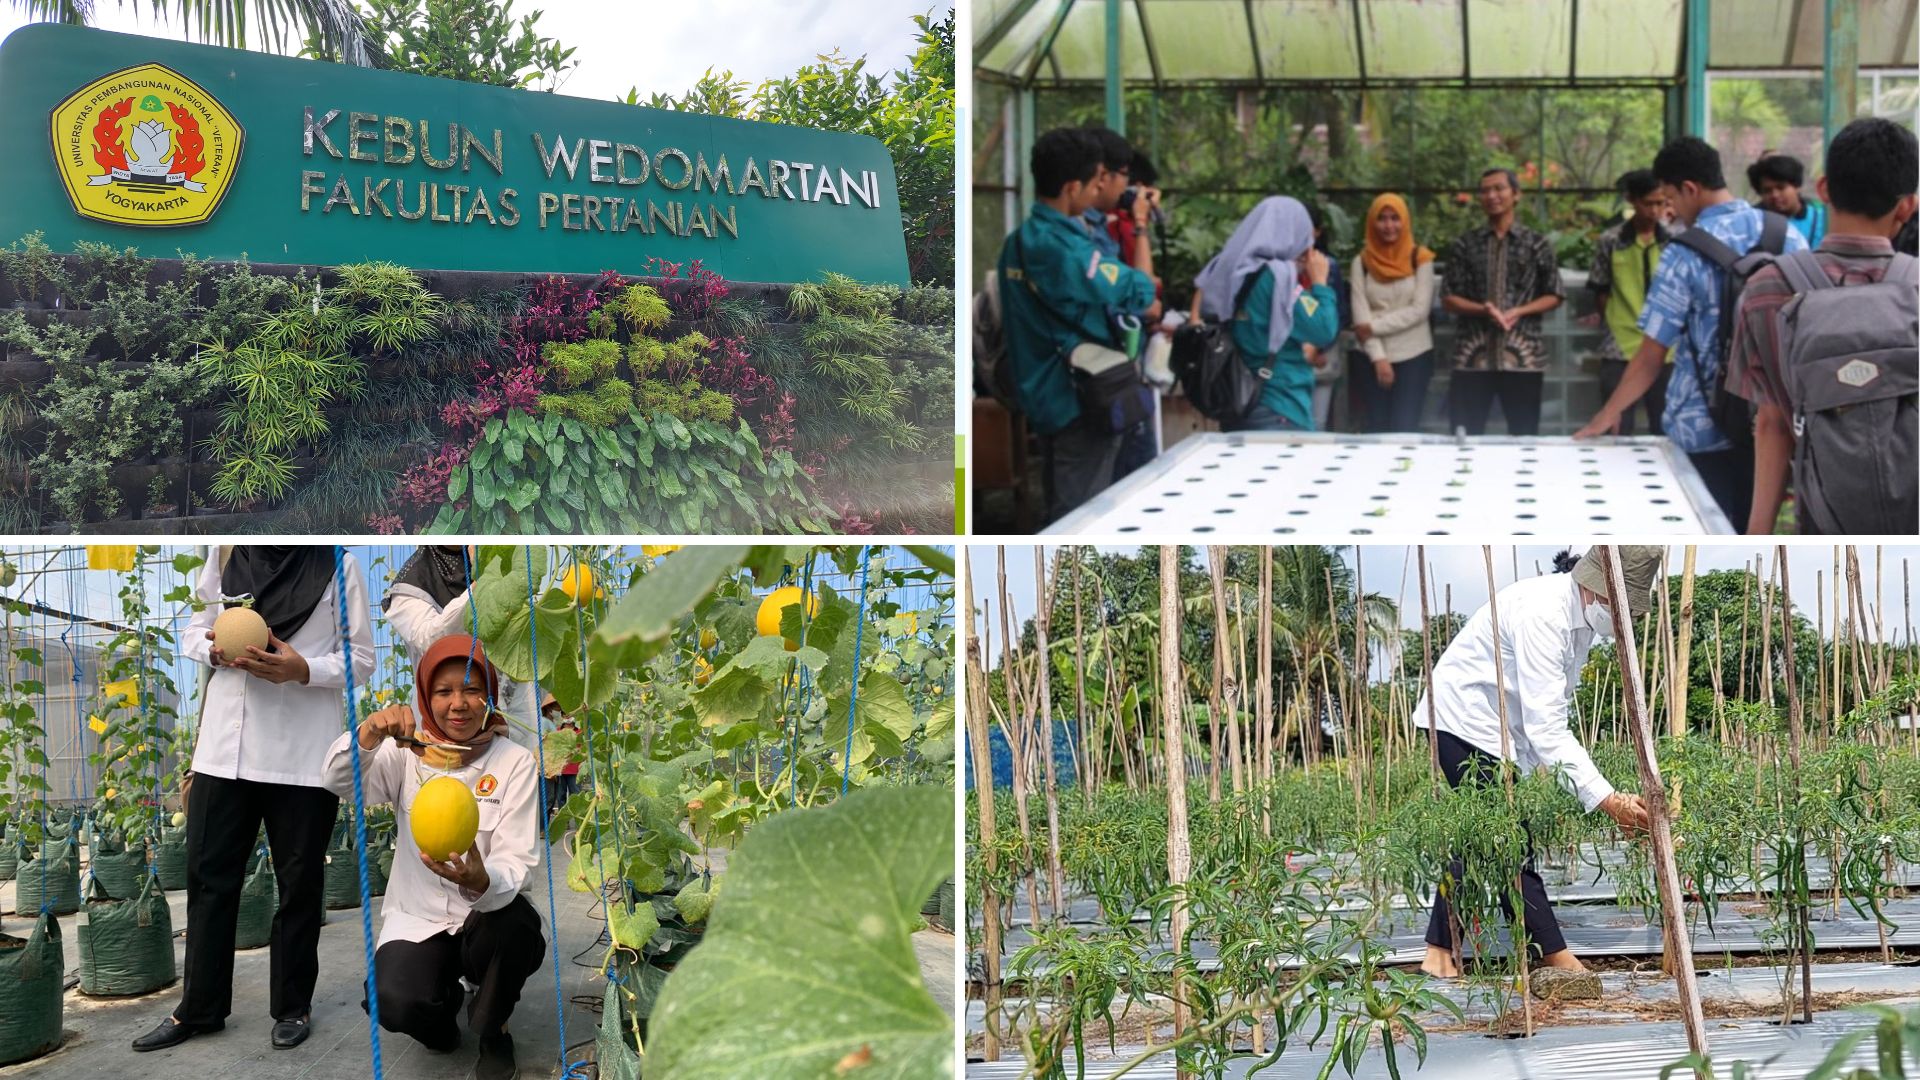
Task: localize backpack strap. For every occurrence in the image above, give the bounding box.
[1889,252,1920,288]
[1756,209,1789,256]
[1671,225,1738,270]
[1772,249,1833,296]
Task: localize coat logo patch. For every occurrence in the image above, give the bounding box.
[475,774,498,797]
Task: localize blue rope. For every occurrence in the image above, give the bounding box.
[523,546,582,1079]
[840,547,873,796]
[136,555,159,881]
[35,592,49,912]
[334,547,384,1080]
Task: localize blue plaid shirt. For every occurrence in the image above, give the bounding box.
[1637,200,1807,454]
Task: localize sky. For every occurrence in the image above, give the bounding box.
[968,544,1920,667]
[0,0,945,104]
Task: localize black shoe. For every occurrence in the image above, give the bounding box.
[271,1015,311,1049]
[474,1031,517,1080]
[132,1016,224,1053]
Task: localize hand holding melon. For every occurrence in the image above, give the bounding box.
[209,606,268,665]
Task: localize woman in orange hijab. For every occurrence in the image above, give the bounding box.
[1350,193,1438,432]
[322,635,543,1080]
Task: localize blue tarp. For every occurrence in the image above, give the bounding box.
[964,720,1077,790]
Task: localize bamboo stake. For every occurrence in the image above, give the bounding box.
[1160,546,1192,1078]
[1259,548,1274,836]
[1073,549,1092,807]
[1675,547,1697,738]
[1233,582,1251,794]
[1419,548,1439,795]
[1599,546,1707,1070]
[1354,548,1371,817]
[963,562,1002,1061]
[1480,547,1531,1038]
[1777,547,1815,1025]
[995,548,1040,927]
[1206,546,1234,801]
[1033,548,1067,920]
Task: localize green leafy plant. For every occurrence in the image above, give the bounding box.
[431,409,828,535]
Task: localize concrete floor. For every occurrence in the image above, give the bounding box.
[1,843,956,1079]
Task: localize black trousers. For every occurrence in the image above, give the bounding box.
[369,894,547,1049]
[1597,359,1671,437]
[1448,369,1543,436]
[178,773,339,1025]
[1423,730,1568,959]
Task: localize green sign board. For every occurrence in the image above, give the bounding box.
[0,23,909,285]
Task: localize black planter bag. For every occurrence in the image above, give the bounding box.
[0,911,63,1064]
[78,872,175,996]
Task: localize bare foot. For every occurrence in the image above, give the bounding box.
[1539,949,1587,973]
[1419,945,1461,978]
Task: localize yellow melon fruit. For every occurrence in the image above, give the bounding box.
[756,587,819,650]
[213,607,270,656]
[411,775,479,861]
[694,655,714,687]
[558,565,601,605]
[699,626,718,650]
[170,812,186,828]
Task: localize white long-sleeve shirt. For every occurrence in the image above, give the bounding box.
[1349,258,1437,363]
[183,552,376,788]
[1412,573,1615,811]
[384,586,541,731]
[320,730,542,946]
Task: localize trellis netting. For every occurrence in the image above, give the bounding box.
[77,872,174,996]
[15,838,81,915]
[0,912,62,1064]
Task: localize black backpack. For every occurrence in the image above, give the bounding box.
[1668,210,1790,450]
[1169,278,1267,424]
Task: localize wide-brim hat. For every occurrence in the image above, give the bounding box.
[1571,545,1664,617]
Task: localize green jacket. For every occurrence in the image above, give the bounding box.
[997,203,1157,435]
[1232,269,1340,430]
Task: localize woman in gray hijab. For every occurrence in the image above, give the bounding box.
[1189,196,1342,430]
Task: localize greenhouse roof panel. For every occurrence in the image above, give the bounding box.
[976,0,1916,86]
[1152,0,1260,81]
[1045,0,1156,82]
[1252,1,1362,81]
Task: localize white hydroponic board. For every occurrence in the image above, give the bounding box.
[1046,433,1733,536]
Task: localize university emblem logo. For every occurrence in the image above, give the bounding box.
[50,62,242,227]
[475,774,498,797]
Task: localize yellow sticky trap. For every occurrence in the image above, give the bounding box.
[104,677,140,708]
[88,714,108,734]
[86,545,137,572]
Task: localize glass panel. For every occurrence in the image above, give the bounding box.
[1872,74,1919,130]
[1047,0,1155,81]
[1468,0,1573,80]
[1358,0,1465,79]
[1149,0,1259,81]
[980,0,1071,77]
[1251,0,1362,81]
[1575,0,1685,79]
[1707,74,1824,201]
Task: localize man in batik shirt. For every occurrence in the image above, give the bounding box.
[1441,167,1566,435]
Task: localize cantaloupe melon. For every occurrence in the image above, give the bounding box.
[756,587,819,650]
[410,776,479,861]
[212,607,270,656]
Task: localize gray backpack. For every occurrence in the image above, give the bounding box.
[1772,250,1919,535]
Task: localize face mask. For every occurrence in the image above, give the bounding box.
[1583,601,1615,640]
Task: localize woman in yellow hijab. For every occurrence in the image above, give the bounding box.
[1349,193,1438,432]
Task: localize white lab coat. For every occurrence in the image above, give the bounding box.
[1411,573,1615,811]
[320,730,542,947]
[183,553,376,788]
